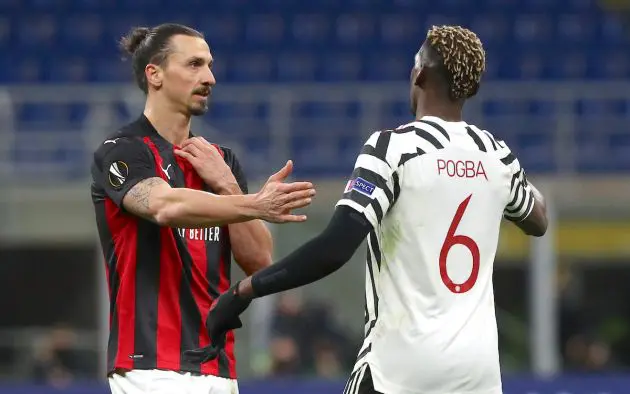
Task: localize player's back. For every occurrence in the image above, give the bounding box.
[351,116,532,394]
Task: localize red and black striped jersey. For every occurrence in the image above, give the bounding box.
[91,115,247,378]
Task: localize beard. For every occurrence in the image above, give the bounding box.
[189,101,209,116]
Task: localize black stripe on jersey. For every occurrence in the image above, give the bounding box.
[343,187,373,208]
[515,193,535,221]
[506,185,527,214]
[217,240,232,377]
[108,302,120,370]
[357,344,372,362]
[397,125,444,149]
[392,171,401,204]
[369,232,382,270]
[366,247,379,320]
[483,130,499,150]
[177,234,202,374]
[501,153,516,166]
[134,220,162,367]
[373,130,391,161]
[370,199,384,223]
[393,125,417,134]
[399,147,426,167]
[509,170,521,194]
[344,368,361,394]
[354,168,394,206]
[415,128,444,149]
[365,319,376,338]
[418,119,450,141]
[466,127,486,152]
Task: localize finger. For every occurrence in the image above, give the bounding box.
[174,149,195,161]
[268,160,293,182]
[281,189,316,203]
[277,181,314,193]
[183,143,204,158]
[183,137,211,153]
[276,214,308,223]
[282,197,313,211]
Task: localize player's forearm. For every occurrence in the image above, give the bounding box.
[229,221,273,275]
[237,206,371,299]
[154,187,260,228]
[218,183,274,274]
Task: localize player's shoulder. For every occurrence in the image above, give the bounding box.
[93,120,152,164]
[465,123,519,169]
[466,123,500,145]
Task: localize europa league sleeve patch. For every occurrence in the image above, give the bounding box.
[108,161,129,188]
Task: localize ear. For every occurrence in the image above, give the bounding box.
[145,64,163,90]
[414,65,426,88]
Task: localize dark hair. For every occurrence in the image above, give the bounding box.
[119,23,204,93]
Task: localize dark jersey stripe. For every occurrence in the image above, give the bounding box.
[501,153,516,166]
[366,246,379,321]
[182,165,216,376]
[135,219,163,369]
[143,139,182,371]
[483,130,498,150]
[373,131,391,162]
[369,232,382,270]
[418,119,450,141]
[105,198,137,370]
[466,127,486,152]
[103,198,123,371]
[218,235,234,378]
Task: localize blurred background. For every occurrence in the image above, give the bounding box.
[1,0,630,393]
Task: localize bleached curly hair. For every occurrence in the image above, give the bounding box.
[423,25,486,100]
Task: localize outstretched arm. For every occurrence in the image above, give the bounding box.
[236,205,372,300]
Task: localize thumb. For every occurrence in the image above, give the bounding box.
[268,160,293,182]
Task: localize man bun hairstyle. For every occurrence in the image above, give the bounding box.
[119,23,204,94]
[119,27,151,56]
[426,25,486,100]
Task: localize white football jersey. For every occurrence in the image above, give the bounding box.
[337,116,534,394]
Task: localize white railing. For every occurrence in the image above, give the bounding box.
[0,81,629,183]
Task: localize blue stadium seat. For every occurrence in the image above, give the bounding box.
[197,15,241,48]
[16,14,57,49]
[58,14,104,51]
[47,57,89,82]
[514,14,554,44]
[318,53,362,81]
[275,53,317,81]
[228,53,274,82]
[334,14,374,47]
[90,56,130,82]
[290,14,330,46]
[378,14,423,48]
[245,14,285,46]
[609,133,630,170]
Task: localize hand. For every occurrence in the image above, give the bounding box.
[182,282,252,364]
[254,160,316,223]
[174,137,239,193]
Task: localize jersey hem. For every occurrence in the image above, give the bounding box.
[367,360,501,394]
[108,363,236,380]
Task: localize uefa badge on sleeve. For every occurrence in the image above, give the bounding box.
[345,177,376,198]
[108,161,129,188]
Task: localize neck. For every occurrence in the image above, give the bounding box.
[143,96,191,146]
[415,93,464,122]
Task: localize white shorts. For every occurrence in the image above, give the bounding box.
[108,369,239,394]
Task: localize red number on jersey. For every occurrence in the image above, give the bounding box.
[439,194,480,294]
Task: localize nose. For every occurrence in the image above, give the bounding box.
[202,66,216,86]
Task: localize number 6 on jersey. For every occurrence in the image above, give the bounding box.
[439,194,480,294]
